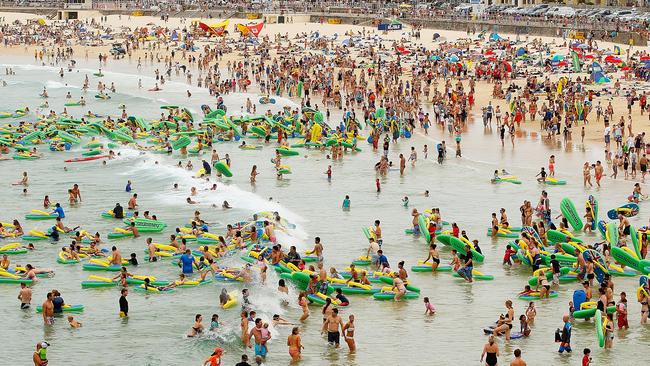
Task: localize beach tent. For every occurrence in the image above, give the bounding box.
[604,55,622,64]
[590,62,610,83]
[171,30,179,41]
[489,33,502,42]
[593,72,610,83]
[516,47,526,57]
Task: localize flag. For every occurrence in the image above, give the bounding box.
[571,51,581,72]
[236,22,264,37]
[198,20,229,36]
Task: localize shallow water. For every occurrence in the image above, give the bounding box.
[1,55,648,365]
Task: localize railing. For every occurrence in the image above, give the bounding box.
[1,1,648,34]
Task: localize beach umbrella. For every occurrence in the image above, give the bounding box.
[604,55,622,63]
[448,48,461,54]
[577,44,589,49]
[446,55,459,62]
[551,54,565,62]
[484,49,495,55]
[429,55,440,61]
[396,46,411,55]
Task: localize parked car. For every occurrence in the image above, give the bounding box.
[554,7,576,18]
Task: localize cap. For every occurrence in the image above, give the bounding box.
[41,342,49,348]
[213,347,224,355]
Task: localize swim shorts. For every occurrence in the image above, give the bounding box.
[327,331,340,345]
[254,343,268,357]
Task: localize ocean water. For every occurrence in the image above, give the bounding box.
[0,55,648,365]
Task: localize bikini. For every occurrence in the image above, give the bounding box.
[346,324,355,338]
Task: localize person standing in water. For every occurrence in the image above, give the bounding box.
[509,349,527,366]
[287,326,303,361]
[342,314,356,352]
[119,288,128,317]
[128,193,138,210]
[480,335,499,366]
[342,195,350,210]
[250,165,258,184]
[324,308,344,348]
[18,282,32,309]
[41,292,54,325]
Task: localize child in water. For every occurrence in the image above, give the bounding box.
[210,314,220,331]
[67,316,82,328]
[342,195,350,210]
[423,297,436,315]
[402,196,409,207]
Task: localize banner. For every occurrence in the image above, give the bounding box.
[198,20,229,36]
[378,23,402,31]
[236,22,264,37]
[246,13,261,20]
[327,18,341,24]
[131,11,143,16]
[571,50,581,72]
[569,31,585,40]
